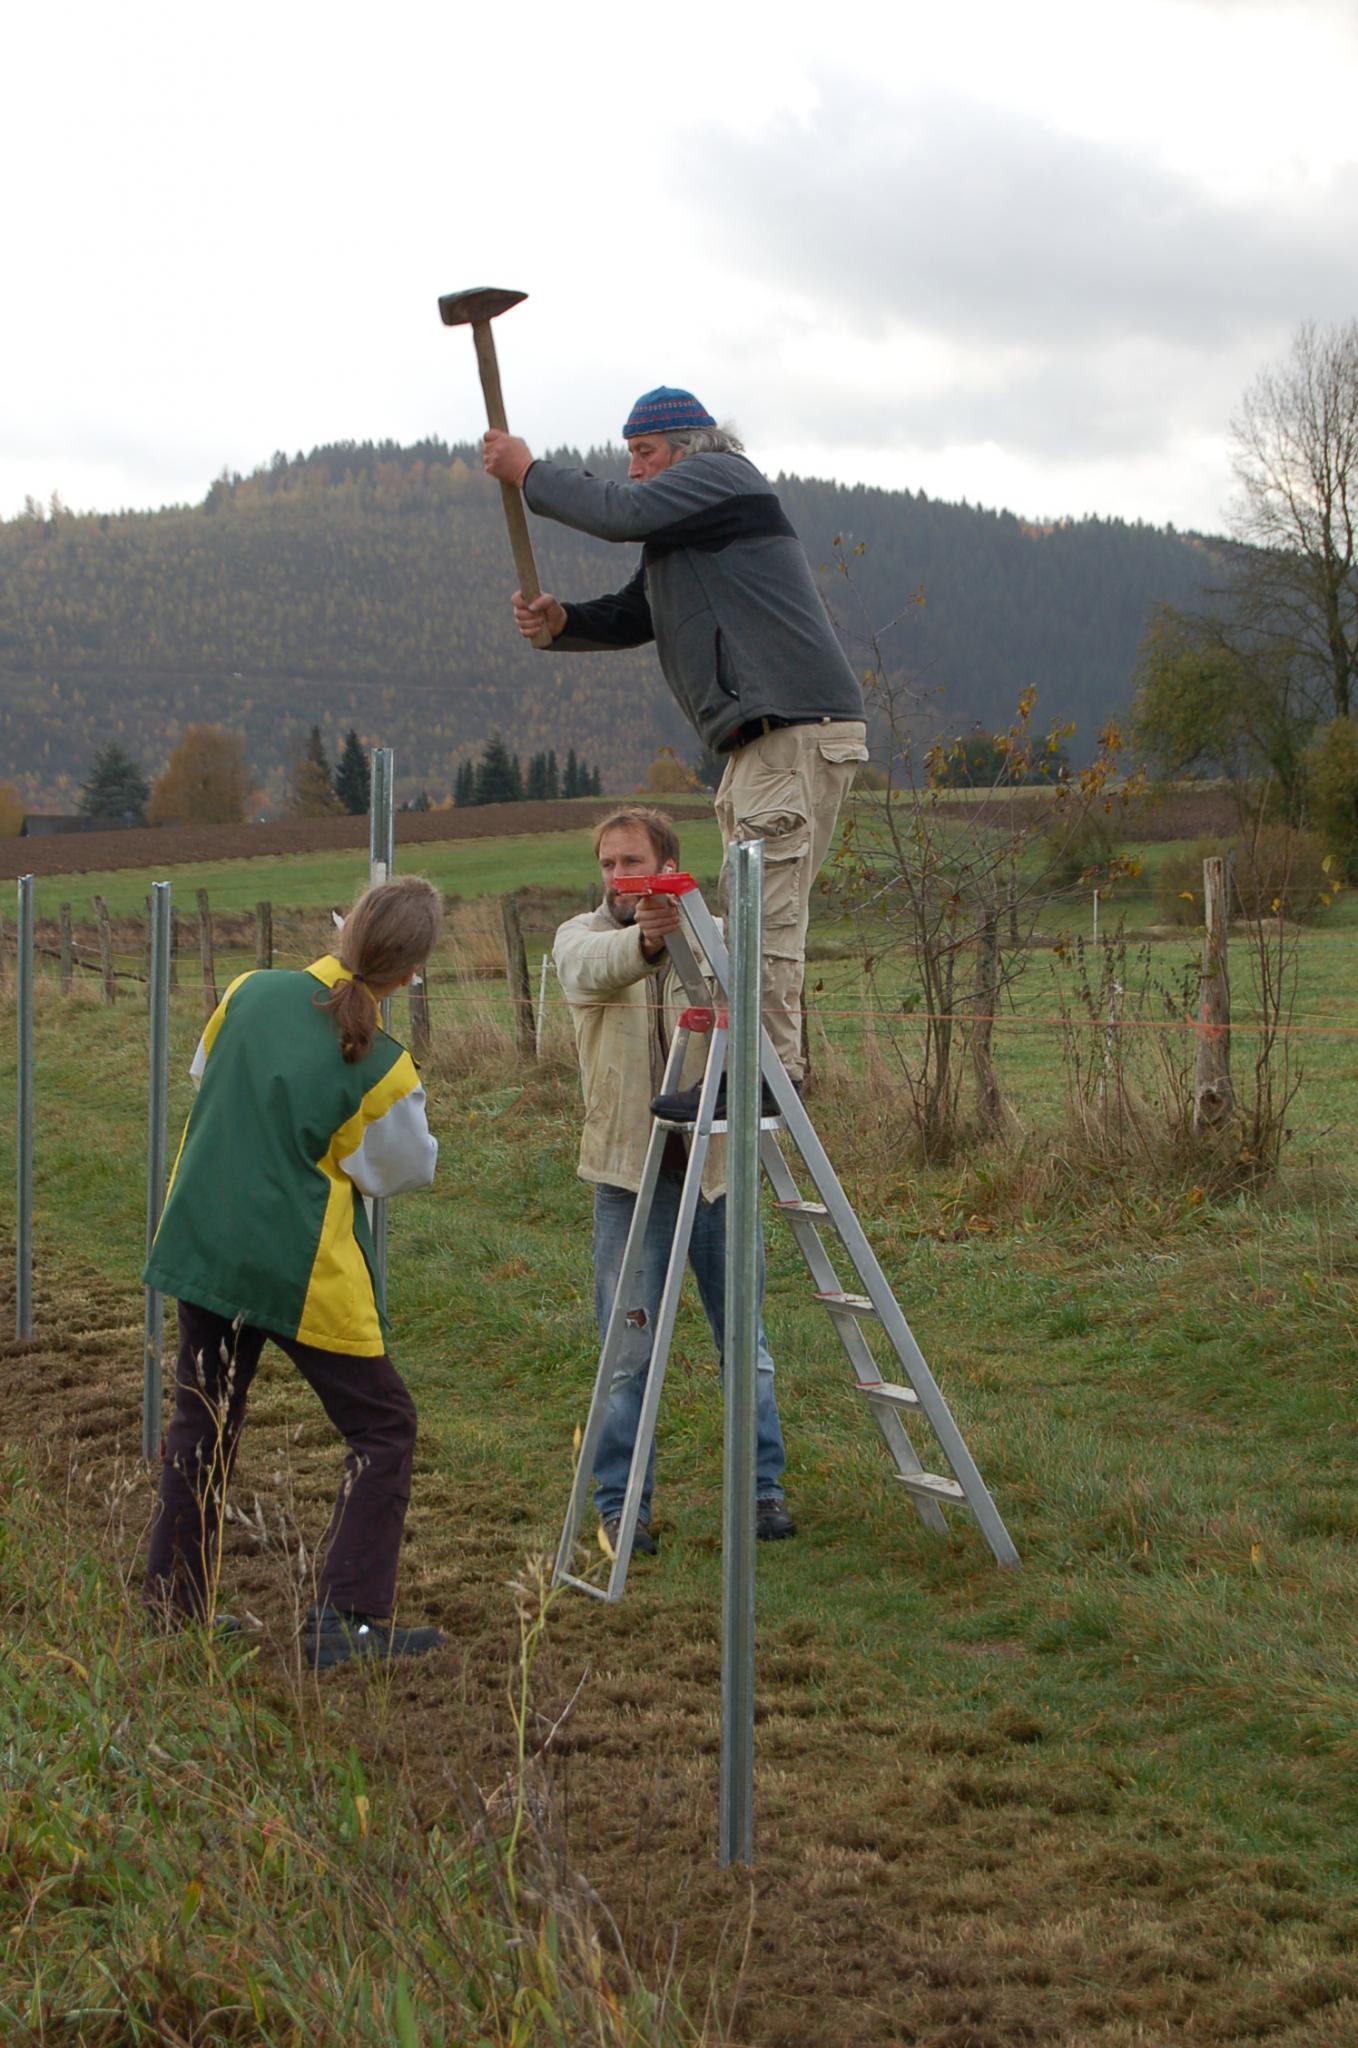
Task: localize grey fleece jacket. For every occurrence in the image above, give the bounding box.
[522,452,864,753]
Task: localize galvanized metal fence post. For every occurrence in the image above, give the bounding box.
[535,948,554,1046]
[15,876,34,1340]
[143,882,172,1459]
[720,839,763,1867]
[369,748,395,1293]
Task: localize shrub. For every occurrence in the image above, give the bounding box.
[1040,810,1124,891]
[1156,827,1333,924]
[1303,715,1358,882]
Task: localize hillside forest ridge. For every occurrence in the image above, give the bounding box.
[0,439,1223,811]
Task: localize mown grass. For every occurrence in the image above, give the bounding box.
[17,814,727,924]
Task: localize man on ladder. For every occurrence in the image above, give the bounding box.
[484,387,869,1104]
[554,807,797,1557]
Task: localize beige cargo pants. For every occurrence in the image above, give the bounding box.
[715,718,868,1082]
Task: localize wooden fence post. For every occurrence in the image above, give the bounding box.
[94,896,116,1006]
[59,902,73,993]
[255,901,273,969]
[409,977,431,1060]
[500,893,537,1062]
[1193,855,1233,1132]
[970,907,1006,1135]
[197,889,218,1019]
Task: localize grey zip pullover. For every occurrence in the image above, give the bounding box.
[522,453,864,753]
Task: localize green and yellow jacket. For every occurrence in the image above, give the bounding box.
[144,957,436,1356]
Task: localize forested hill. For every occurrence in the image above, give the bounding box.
[0,439,1221,808]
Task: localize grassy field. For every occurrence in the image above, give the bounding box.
[2,810,1357,2044]
[10,818,729,923]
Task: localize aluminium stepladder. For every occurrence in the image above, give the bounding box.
[552,874,1020,1601]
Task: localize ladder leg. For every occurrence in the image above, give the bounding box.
[603,1032,724,1598]
[554,1024,696,1590]
[756,1130,950,1536]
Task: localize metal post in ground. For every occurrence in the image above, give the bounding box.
[1193,854,1232,1133]
[369,748,395,1292]
[535,947,554,1045]
[720,838,762,1868]
[143,882,172,1460]
[15,876,34,1340]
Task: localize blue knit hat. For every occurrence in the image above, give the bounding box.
[622,387,716,439]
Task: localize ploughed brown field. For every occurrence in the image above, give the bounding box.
[0,787,1240,883]
[0,801,710,882]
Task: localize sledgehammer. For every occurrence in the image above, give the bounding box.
[438,285,552,649]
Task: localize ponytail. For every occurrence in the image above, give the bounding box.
[322,875,442,1062]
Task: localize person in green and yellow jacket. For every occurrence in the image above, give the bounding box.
[143,874,445,1673]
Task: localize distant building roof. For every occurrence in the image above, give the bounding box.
[22,813,141,838]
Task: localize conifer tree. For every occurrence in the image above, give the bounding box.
[288,726,342,817]
[474,734,521,805]
[333,729,371,814]
[563,747,581,798]
[545,749,560,800]
[454,759,476,807]
[78,741,150,823]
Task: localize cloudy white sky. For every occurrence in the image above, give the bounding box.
[7,0,1357,533]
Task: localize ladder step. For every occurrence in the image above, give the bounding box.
[777,1198,829,1217]
[815,1290,878,1317]
[653,1115,784,1133]
[857,1380,920,1410]
[895,1471,967,1503]
[555,1571,611,1602]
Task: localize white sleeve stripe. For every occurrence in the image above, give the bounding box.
[338,1086,437,1197]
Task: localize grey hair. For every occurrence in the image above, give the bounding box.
[664,425,745,457]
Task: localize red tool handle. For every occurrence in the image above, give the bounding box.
[611,872,698,895]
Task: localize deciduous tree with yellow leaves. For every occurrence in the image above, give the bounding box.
[148,726,249,826]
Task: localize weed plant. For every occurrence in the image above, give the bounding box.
[0,1457,703,2047]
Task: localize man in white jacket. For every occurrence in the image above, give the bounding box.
[554,806,795,1556]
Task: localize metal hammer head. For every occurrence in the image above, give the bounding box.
[438,286,527,328]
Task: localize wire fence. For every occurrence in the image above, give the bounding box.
[6,902,1357,1039]
[6,886,1357,1153]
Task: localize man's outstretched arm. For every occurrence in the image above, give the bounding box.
[484,427,755,545]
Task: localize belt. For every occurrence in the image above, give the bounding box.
[719,713,835,753]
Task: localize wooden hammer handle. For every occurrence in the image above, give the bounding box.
[473,320,553,650]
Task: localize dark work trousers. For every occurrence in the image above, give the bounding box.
[143,1299,417,1622]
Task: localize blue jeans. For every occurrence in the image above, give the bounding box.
[591,1175,787,1523]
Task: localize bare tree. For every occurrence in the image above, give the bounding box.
[828,545,1141,1163]
[1134,320,1358,818]
[1230,318,1358,723]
